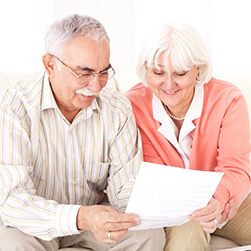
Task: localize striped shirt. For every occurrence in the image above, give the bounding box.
[0,73,142,240]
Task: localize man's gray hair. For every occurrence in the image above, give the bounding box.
[44,14,110,57]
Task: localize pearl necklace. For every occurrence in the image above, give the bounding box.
[162,103,186,121]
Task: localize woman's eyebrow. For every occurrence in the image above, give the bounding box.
[156,64,165,68]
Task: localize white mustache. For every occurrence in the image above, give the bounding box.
[76,87,100,96]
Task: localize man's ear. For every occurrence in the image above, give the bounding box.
[42,54,56,77]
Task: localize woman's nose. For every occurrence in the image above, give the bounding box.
[162,75,176,89]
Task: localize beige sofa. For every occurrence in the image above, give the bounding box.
[0,72,250,251]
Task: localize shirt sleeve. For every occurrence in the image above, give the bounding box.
[0,104,81,241]
[106,107,142,212]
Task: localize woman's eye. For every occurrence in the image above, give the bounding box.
[153,70,164,76]
[175,72,187,77]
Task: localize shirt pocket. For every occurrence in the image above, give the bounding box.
[86,161,109,189]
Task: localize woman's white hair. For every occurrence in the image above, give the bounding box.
[44,14,110,57]
[136,23,213,85]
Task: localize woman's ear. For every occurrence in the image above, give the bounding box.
[42,54,56,77]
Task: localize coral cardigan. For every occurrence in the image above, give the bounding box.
[125,78,251,210]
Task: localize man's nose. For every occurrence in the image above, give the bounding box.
[88,75,104,93]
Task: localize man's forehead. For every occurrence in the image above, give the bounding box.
[62,36,110,69]
[67,35,109,48]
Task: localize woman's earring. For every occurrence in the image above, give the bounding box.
[196,71,201,81]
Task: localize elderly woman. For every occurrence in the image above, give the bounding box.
[125,23,251,250]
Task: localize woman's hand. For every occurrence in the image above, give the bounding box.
[77,205,141,244]
[188,197,221,233]
[220,197,237,224]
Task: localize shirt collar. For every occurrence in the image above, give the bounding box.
[41,73,57,111]
[185,83,204,122]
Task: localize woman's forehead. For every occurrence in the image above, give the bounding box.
[153,50,192,71]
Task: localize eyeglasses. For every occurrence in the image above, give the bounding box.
[54,56,115,84]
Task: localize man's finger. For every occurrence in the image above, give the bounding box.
[106,220,141,232]
[107,212,141,223]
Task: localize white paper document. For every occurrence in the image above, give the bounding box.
[126,162,223,230]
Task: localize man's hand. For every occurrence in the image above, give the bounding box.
[188,197,222,233]
[77,205,141,244]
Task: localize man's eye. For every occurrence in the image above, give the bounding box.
[80,72,92,76]
[100,71,108,76]
[79,73,93,79]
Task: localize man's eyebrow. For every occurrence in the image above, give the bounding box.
[102,64,112,72]
[78,64,111,73]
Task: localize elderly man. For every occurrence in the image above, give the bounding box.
[0,14,165,250]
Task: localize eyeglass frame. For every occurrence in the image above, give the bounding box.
[53,55,115,83]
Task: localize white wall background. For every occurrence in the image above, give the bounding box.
[0,0,251,91]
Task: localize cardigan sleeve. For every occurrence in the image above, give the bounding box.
[212,88,251,209]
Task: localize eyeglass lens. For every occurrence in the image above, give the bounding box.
[79,69,114,83]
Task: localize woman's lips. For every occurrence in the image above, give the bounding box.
[163,89,179,96]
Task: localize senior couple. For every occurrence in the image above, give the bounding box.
[0,14,250,251]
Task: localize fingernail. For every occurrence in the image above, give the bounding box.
[134,217,141,224]
[135,220,141,225]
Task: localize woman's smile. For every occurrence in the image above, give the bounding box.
[162,89,180,96]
